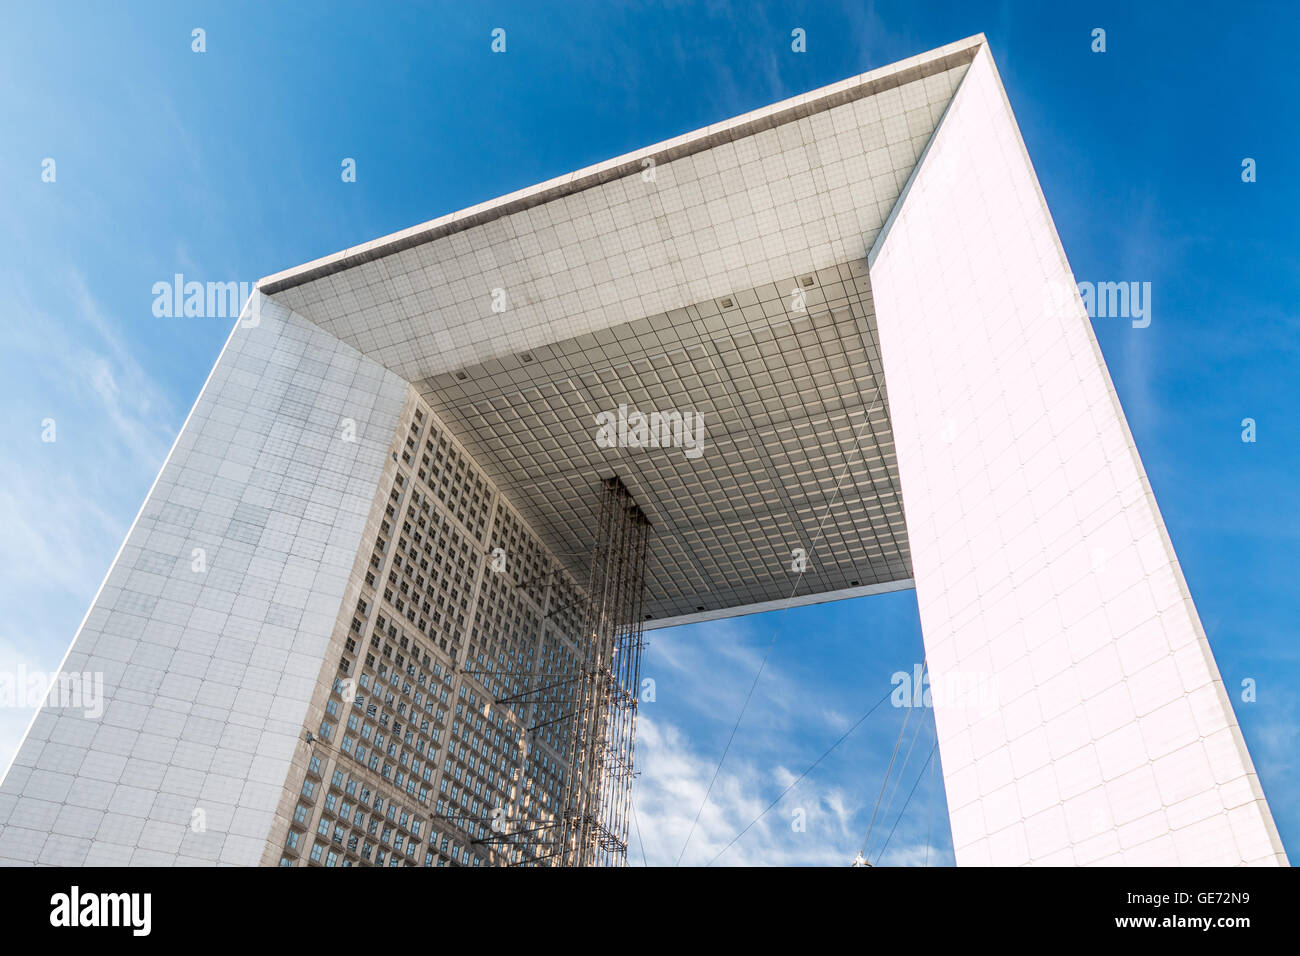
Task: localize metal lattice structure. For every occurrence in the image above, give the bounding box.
[553,477,650,866]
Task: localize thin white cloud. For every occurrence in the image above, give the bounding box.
[635,610,952,866]
[630,712,945,867]
[0,269,177,777]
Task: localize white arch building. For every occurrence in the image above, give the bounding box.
[0,35,1286,867]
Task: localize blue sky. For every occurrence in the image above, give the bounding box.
[1,1,1297,865]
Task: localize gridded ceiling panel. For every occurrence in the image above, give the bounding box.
[414,261,912,624]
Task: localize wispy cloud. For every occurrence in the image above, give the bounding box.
[631,712,950,866]
[632,715,852,866]
[0,269,176,777]
[633,612,952,866]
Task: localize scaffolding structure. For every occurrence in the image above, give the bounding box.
[466,477,650,866]
[553,476,650,866]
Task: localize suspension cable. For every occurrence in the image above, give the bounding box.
[858,658,926,859]
[875,734,938,865]
[705,683,896,866]
[675,386,887,865]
